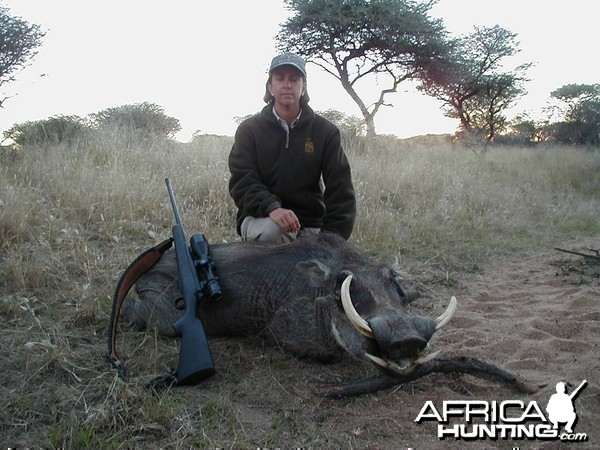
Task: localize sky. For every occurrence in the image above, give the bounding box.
[1,0,598,142]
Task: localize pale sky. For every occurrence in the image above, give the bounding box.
[1,0,598,142]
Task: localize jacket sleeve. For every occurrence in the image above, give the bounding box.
[228,119,281,218]
[321,126,356,240]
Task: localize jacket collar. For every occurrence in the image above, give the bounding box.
[261,103,314,128]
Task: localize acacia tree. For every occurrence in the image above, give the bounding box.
[420,25,529,141]
[0,6,45,107]
[277,0,449,137]
[546,84,600,145]
[470,72,527,140]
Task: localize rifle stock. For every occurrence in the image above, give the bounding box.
[166,178,215,384]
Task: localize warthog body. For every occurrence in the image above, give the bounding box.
[121,232,534,395]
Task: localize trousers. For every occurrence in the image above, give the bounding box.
[240,216,320,243]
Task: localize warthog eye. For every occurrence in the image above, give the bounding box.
[334,270,353,296]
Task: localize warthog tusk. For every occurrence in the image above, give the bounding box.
[366,349,441,374]
[341,275,375,339]
[365,353,388,368]
[366,354,414,373]
[435,296,457,330]
[414,349,441,364]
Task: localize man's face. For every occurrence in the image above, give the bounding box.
[268,66,306,109]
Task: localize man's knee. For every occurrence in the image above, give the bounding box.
[241,216,295,243]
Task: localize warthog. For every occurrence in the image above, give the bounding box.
[119,232,535,396]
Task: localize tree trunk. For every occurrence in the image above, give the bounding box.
[339,74,377,137]
[365,114,376,138]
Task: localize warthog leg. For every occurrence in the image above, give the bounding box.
[319,356,540,397]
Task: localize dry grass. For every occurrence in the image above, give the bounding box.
[1,134,599,448]
[352,138,599,272]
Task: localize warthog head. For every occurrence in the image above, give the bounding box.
[293,235,456,377]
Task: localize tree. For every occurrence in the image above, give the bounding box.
[277,0,449,137]
[420,25,529,141]
[547,84,600,145]
[0,6,45,107]
[90,102,181,142]
[470,72,527,140]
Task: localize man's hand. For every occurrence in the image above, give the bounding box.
[269,208,301,233]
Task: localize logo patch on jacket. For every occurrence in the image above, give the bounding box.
[304,137,315,153]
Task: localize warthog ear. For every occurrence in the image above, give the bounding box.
[389,267,421,303]
[295,260,332,287]
[391,275,418,303]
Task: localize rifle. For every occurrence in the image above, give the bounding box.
[107,179,221,385]
[569,380,587,400]
[165,177,221,385]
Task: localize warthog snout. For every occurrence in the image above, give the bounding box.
[368,316,435,360]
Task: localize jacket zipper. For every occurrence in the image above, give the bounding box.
[282,128,291,195]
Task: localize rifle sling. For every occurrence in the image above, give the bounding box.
[106,237,174,379]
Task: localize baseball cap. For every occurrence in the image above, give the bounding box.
[269,52,307,76]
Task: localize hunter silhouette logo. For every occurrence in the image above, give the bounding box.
[546,380,587,434]
[415,378,589,442]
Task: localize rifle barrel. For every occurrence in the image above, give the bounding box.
[569,380,587,400]
[165,178,183,226]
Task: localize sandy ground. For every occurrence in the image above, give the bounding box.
[393,242,600,449]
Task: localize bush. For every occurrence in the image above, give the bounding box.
[90,102,181,143]
[317,108,366,152]
[5,115,90,147]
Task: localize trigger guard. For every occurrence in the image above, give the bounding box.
[174,297,185,310]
